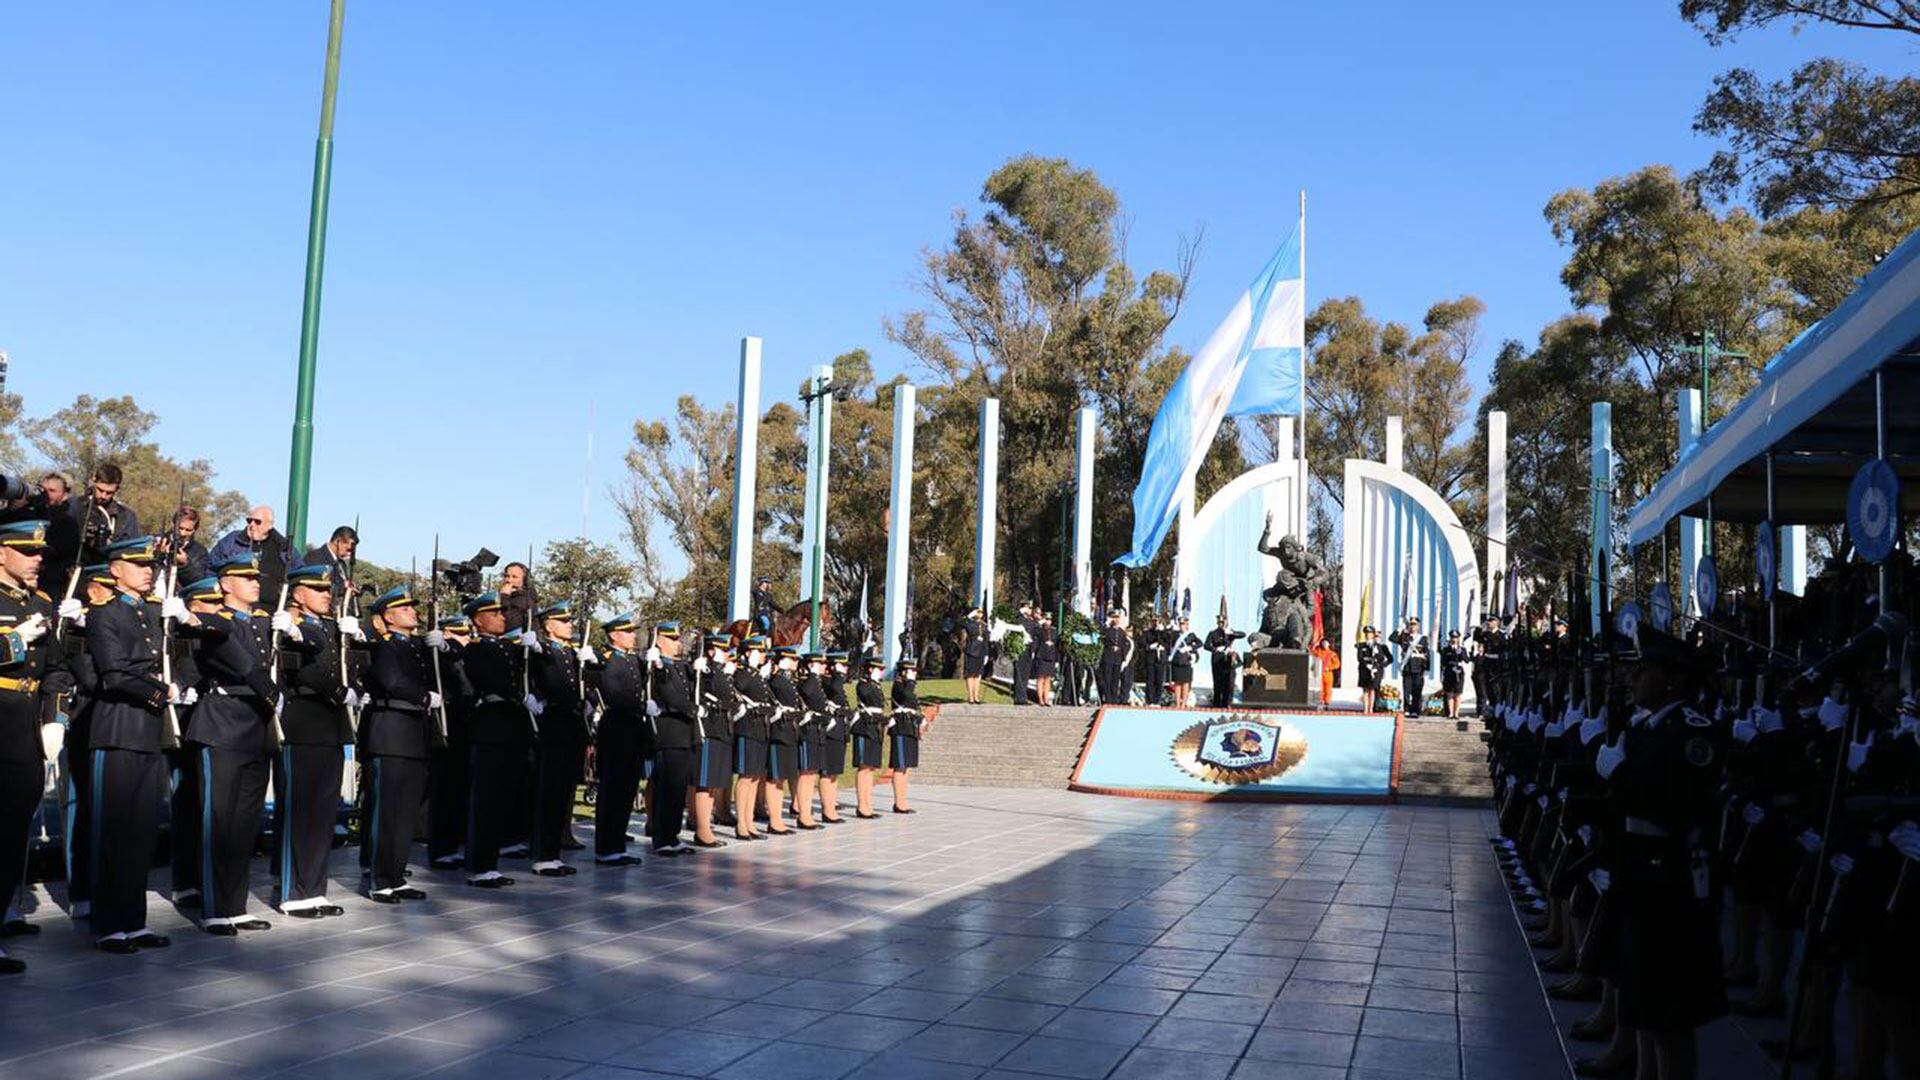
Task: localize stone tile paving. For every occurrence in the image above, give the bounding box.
[0,788,1571,1080]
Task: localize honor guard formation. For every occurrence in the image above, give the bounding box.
[1479,564,1920,1079]
[0,509,933,974]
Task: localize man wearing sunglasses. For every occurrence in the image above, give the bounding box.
[207,505,291,604]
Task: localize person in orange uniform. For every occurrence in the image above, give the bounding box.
[1310,637,1339,708]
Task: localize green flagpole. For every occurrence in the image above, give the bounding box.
[285,0,346,554]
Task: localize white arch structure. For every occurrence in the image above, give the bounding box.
[1176,460,1304,695]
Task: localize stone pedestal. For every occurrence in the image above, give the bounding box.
[1240,648,1311,705]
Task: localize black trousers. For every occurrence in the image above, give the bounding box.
[198,745,268,920]
[91,747,164,938]
[427,741,468,861]
[275,744,341,905]
[167,748,200,896]
[1403,674,1425,715]
[63,747,91,904]
[1098,661,1125,704]
[1211,665,1235,707]
[466,742,526,875]
[530,736,582,862]
[648,747,693,850]
[594,728,645,857]
[365,754,427,890]
[1011,657,1031,705]
[1,757,41,921]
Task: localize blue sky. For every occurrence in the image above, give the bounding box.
[2,3,1909,573]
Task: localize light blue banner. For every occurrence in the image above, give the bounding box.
[1073,707,1397,798]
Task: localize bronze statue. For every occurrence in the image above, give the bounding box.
[1252,513,1326,650]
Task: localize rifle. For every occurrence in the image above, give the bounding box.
[521,542,538,737]
[427,537,448,744]
[340,514,360,736]
[158,552,184,751]
[264,577,292,747]
[52,563,83,644]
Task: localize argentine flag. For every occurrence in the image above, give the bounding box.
[1116,224,1305,568]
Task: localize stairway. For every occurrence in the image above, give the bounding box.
[1395,716,1495,802]
[909,704,1098,788]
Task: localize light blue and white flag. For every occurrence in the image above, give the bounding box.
[1116,223,1305,568]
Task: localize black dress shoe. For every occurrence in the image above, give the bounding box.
[714,813,738,827]
[795,822,823,831]
[468,876,515,889]
[560,837,586,850]
[734,834,765,842]
[203,923,239,937]
[234,918,272,932]
[1572,1053,1634,1076]
[391,887,426,901]
[693,839,728,849]
[1,919,40,937]
[533,865,575,877]
[891,806,916,814]
[820,816,846,824]
[765,827,795,836]
[287,907,329,918]
[596,854,643,867]
[0,954,24,973]
[368,891,403,905]
[130,933,170,949]
[855,811,880,820]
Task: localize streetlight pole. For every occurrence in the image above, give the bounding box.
[1683,330,1746,557]
[285,0,346,554]
[801,373,836,653]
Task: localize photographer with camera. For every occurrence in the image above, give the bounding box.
[160,506,209,586]
[207,505,290,605]
[20,473,83,596]
[71,464,142,569]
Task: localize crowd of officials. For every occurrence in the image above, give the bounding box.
[0,472,936,974]
[1480,557,1920,1079]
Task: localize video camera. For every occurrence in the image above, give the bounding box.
[0,474,51,514]
[434,547,499,597]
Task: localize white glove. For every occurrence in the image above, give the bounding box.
[521,632,541,652]
[58,598,84,621]
[337,615,364,640]
[344,689,363,711]
[1545,719,1567,739]
[1732,719,1759,744]
[1586,868,1611,894]
[644,646,660,665]
[576,644,596,664]
[1817,696,1849,732]
[161,596,189,622]
[1743,802,1766,826]
[426,630,448,651]
[1797,828,1822,853]
[1830,853,1855,877]
[168,683,191,705]
[13,613,47,645]
[723,661,737,674]
[182,686,199,706]
[1755,707,1784,734]
[1578,714,1607,746]
[645,700,662,718]
[427,691,443,711]
[1888,821,1920,861]
[1628,707,1651,727]
[1595,735,1627,780]
[40,722,64,758]
[522,693,546,717]
[1848,732,1875,773]
[271,610,296,635]
[693,657,709,674]
[1576,825,1593,846]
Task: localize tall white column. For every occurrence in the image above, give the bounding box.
[973,398,1000,612]
[1073,407,1095,615]
[798,364,835,604]
[1591,403,1613,637]
[1780,525,1807,597]
[882,383,917,668]
[726,337,763,622]
[1384,415,1404,472]
[1678,390,1704,616]
[1486,410,1507,613]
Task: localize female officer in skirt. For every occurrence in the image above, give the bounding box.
[1440,630,1468,719]
[815,651,850,823]
[791,652,829,830]
[889,658,925,813]
[763,646,803,834]
[851,656,887,818]
[727,635,772,841]
[688,632,733,849]
[1169,617,1199,708]
[1032,612,1058,707]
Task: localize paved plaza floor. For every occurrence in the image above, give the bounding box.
[0,789,1572,1080]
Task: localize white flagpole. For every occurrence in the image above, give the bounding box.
[1295,190,1309,541]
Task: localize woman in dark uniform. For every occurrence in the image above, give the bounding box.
[1031,612,1058,707]
[851,656,887,818]
[1440,630,1468,719]
[889,658,925,813]
[1169,617,1200,708]
[728,635,772,841]
[960,607,988,705]
[815,651,850,823]
[763,646,802,835]
[689,632,733,849]
[792,653,828,830]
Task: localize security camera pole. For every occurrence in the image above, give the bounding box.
[284,0,346,553]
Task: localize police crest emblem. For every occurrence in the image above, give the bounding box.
[1170,713,1308,784]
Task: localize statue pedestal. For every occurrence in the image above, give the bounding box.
[1240,648,1311,706]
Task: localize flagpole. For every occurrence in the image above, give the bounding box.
[1296,190,1308,544]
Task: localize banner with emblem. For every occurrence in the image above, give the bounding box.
[1070,707,1397,799]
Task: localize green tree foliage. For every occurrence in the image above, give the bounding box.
[537,537,634,624]
[1683,1,1920,214]
[17,393,248,535]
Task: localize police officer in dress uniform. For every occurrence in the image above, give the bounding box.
[85,536,175,953]
[1205,616,1243,708]
[1012,602,1038,706]
[1032,612,1059,707]
[1143,615,1168,706]
[1472,614,1505,715]
[688,632,734,848]
[180,552,278,935]
[815,651,850,824]
[764,645,803,835]
[793,652,830,830]
[889,658,924,813]
[852,655,887,818]
[527,600,591,877]
[460,592,533,888]
[1441,629,1469,719]
[1390,617,1431,716]
[1169,617,1200,709]
[1098,610,1133,705]
[166,575,221,911]
[273,562,356,918]
[357,585,436,902]
[728,635,774,841]
[52,563,115,921]
[960,607,988,705]
[645,621,698,856]
[1355,626,1391,714]
[587,613,646,866]
[0,520,69,972]
[425,613,474,869]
